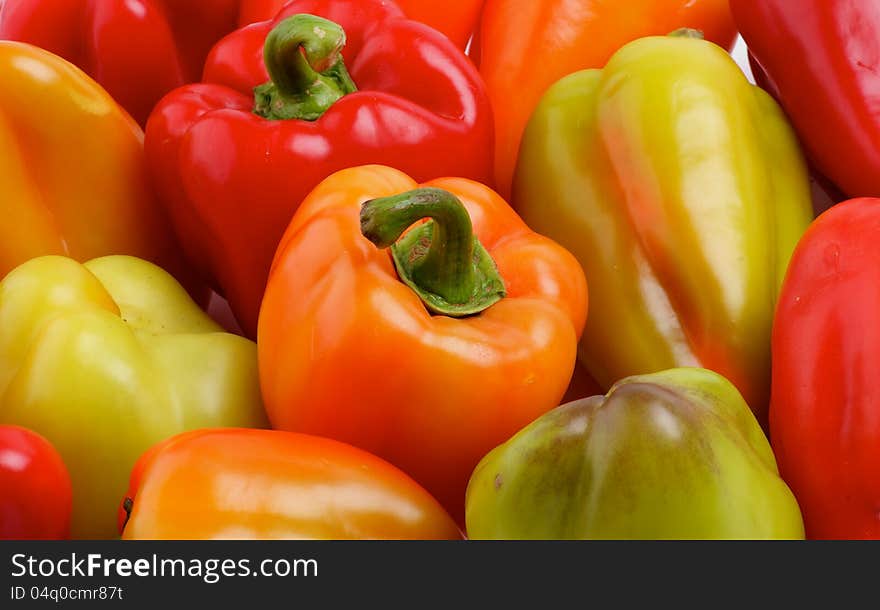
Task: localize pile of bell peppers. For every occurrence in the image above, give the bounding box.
[0,0,878,541]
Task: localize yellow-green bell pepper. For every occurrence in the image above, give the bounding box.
[0,255,267,539]
[512,32,813,425]
[465,368,805,540]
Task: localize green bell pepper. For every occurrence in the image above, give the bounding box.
[465,368,804,539]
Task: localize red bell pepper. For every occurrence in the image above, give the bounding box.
[238,0,285,26]
[731,0,880,198]
[772,198,880,539]
[221,0,484,50]
[146,0,494,337]
[0,0,278,125]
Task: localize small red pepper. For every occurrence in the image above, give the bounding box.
[0,425,72,540]
[146,0,494,337]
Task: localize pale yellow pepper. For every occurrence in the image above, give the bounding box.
[0,256,267,539]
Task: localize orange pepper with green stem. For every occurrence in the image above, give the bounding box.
[258,165,587,522]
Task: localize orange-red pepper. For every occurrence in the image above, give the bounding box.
[120,429,462,540]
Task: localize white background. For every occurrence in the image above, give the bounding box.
[732,35,754,83]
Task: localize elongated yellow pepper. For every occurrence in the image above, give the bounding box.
[513,33,813,424]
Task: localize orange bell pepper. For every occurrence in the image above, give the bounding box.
[120,429,462,540]
[0,41,190,288]
[474,0,738,198]
[258,165,587,522]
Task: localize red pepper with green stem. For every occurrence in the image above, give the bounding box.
[147,1,493,337]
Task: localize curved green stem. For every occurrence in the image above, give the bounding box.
[253,14,358,121]
[361,188,506,317]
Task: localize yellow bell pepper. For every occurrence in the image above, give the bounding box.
[512,32,813,425]
[0,41,191,286]
[0,256,267,539]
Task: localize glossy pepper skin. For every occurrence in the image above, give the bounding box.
[466,369,804,540]
[0,0,282,125]
[731,0,880,198]
[147,1,493,338]
[259,165,587,523]
[120,429,462,540]
[238,0,287,26]
[395,0,484,50]
[0,42,191,287]
[225,0,484,50]
[513,34,813,425]
[0,256,267,539]
[772,198,880,539]
[474,0,737,198]
[0,425,72,540]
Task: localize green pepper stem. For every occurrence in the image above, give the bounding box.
[361,188,506,317]
[253,14,357,121]
[668,27,705,40]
